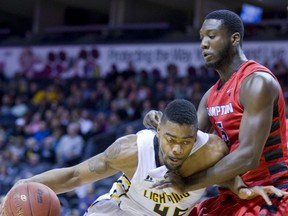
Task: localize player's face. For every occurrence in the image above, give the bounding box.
[157,120,197,171]
[199,19,232,69]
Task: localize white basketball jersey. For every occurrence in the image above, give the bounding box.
[95,129,208,216]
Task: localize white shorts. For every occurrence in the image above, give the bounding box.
[83,199,134,216]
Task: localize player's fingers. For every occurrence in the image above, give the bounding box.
[280,191,288,196]
[252,186,272,206]
[155,111,163,122]
[143,111,158,129]
[143,117,151,128]
[263,186,288,197]
[151,180,168,188]
[264,186,283,197]
[163,171,177,179]
[154,183,173,190]
[155,184,172,190]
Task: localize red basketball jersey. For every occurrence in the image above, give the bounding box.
[206,60,288,187]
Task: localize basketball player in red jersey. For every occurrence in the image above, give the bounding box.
[286,119,288,139]
[144,10,288,215]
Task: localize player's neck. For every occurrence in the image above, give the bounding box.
[217,54,248,83]
[154,136,164,167]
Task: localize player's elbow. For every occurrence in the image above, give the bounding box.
[247,156,260,170]
[213,135,229,157]
[63,167,83,190]
[238,149,260,172]
[221,143,229,156]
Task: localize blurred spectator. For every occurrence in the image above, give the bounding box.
[33,121,51,142]
[141,99,152,119]
[123,125,136,135]
[40,136,57,165]
[25,112,42,135]
[11,96,28,118]
[122,61,136,79]
[107,112,121,133]
[78,184,98,215]
[56,122,84,166]
[24,137,41,162]
[79,109,93,136]
[18,48,35,78]
[273,57,288,88]
[21,153,50,178]
[106,64,119,82]
[0,94,13,117]
[0,133,6,151]
[6,151,23,181]
[0,162,13,194]
[8,136,25,158]
[84,48,101,78]
[55,50,69,77]
[59,190,80,214]
[10,118,27,137]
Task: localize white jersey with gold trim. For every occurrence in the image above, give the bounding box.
[90,129,208,216]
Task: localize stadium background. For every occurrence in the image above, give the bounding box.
[0,0,287,215]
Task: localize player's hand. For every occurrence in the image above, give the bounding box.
[143,110,162,130]
[238,186,288,206]
[151,171,185,194]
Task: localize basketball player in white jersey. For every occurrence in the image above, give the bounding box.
[5,99,285,216]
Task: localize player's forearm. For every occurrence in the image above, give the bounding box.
[21,167,79,194]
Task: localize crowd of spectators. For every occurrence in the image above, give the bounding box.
[0,55,287,215]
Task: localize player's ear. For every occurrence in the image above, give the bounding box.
[231,32,240,46]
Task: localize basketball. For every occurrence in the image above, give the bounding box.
[2,182,61,216]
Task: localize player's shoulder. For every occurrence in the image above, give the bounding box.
[192,132,228,157]
[113,129,155,151]
[206,134,228,152]
[197,133,228,167]
[114,133,138,147]
[241,70,280,102]
[244,70,278,87]
[104,133,138,165]
[109,133,138,155]
[180,133,228,176]
[136,129,156,137]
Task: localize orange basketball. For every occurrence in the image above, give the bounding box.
[2,182,61,216]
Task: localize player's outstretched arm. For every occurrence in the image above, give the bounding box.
[16,134,138,194]
[180,72,280,190]
[152,172,288,206]
[152,133,228,192]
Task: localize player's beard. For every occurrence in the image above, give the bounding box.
[205,42,231,69]
[165,163,179,171]
[164,158,182,171]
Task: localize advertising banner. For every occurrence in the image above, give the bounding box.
[0,41,287,78]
